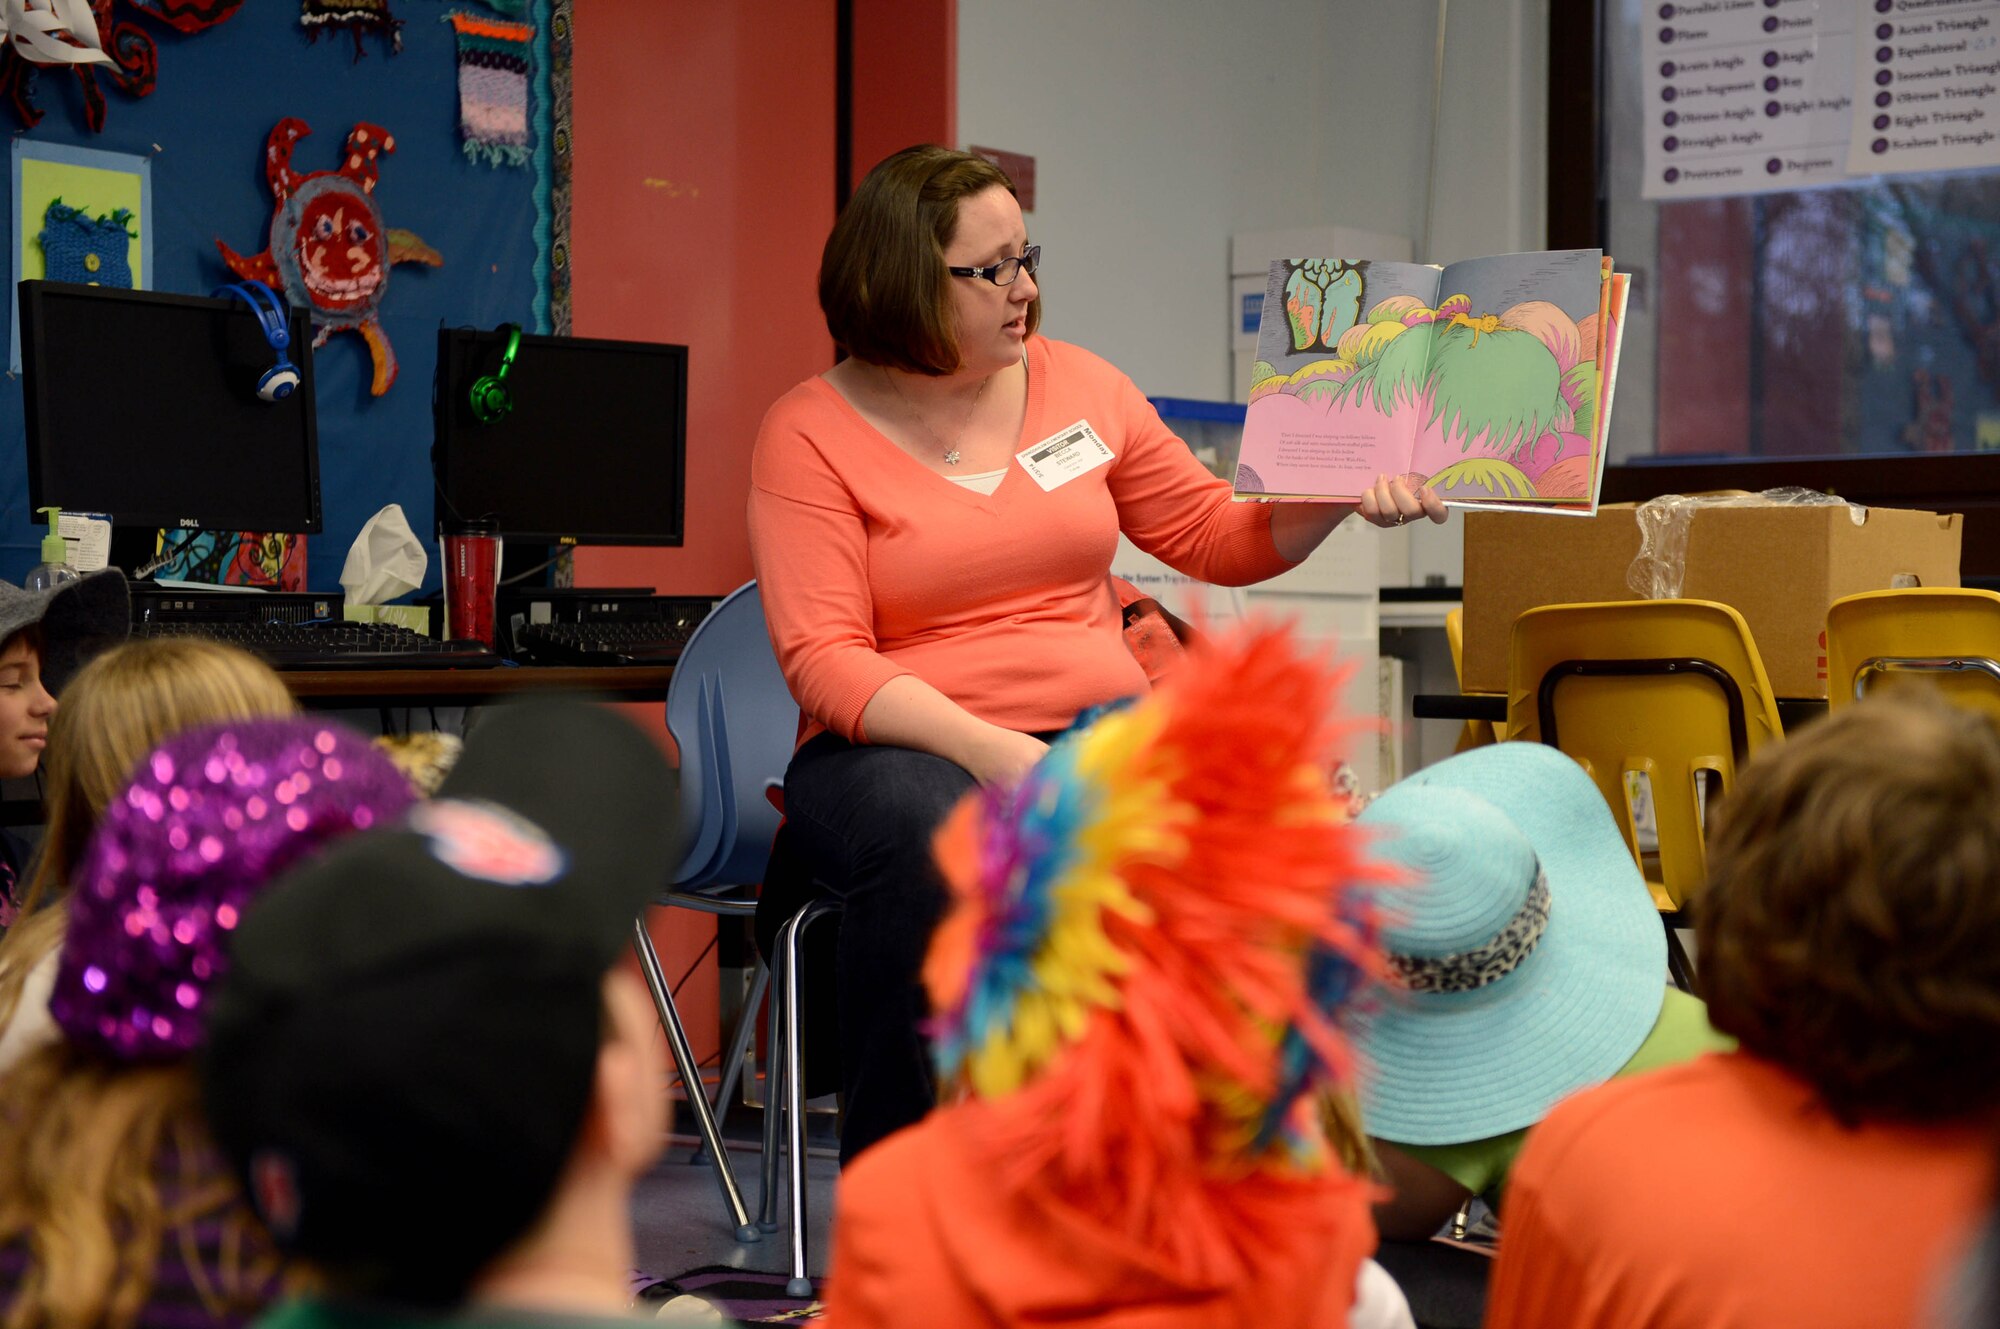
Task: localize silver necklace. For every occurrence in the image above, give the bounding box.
[882,366,989,465]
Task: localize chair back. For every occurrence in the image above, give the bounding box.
[1825,587,2000,722]
[1505,598,1783,911]
[664,580,798,890]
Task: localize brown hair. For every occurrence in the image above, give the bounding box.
[1320,1088,1377,1180]
[0,622,48,668]
[1697,688,2000,1124]
[0,639,295,1030]
[818,144,1041,375]
[0,1050,285,1329]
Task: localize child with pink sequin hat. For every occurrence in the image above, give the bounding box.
[0,717,415,1329]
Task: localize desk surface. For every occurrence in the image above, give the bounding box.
[285,664,674,707]
[1378,597,1462,630]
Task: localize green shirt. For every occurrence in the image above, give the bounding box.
[256,1298,647,1329]
[1389,987,1734,1204]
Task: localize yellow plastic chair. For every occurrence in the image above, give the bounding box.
[1826,587,2000,723]
[1444,606,1503,751]
[1505,599,1785,990]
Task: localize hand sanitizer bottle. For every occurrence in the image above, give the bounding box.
[24,508,78,591]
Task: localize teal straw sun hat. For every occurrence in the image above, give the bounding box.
[1352,741,1667,1145]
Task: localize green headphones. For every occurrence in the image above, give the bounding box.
[468,323,521,424]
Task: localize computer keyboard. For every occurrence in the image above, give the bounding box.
[512,618,696,665]
[135,620,501,671]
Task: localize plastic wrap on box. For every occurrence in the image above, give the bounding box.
[1628,488,1858,600]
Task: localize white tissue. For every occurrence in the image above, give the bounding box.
[339,503,428,605]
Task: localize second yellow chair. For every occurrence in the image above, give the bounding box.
[1505,599,1785,989]
[1825,587,2000,722]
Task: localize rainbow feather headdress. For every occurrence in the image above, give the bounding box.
[924,622,1392,1265]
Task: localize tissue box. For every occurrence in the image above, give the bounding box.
[343,604,432,636]
[1462,502,1962,699]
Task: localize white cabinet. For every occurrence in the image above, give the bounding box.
[1112,518,1385,794]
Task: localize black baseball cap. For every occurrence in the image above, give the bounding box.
[198,700,679,1305]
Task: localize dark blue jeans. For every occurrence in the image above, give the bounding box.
[780,731,977,1163]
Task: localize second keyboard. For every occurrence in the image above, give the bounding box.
[512,619,695,665]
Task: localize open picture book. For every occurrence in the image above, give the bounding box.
[1233,248,1627,515]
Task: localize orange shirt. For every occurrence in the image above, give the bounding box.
[747,337,1291,745]
[1486,1051,1991,1329]
[819,1105,1375,1329]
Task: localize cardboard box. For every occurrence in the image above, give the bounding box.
[1462,501,1962,698]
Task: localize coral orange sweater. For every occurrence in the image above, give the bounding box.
[747,337,1294,745]
[1486,1052,1992,1329]
[819,1103,1374,1329]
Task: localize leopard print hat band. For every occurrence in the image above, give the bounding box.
[1385,868,1551,995]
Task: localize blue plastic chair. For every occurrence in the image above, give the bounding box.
[666,581,793,890]
[630,579,835,1291]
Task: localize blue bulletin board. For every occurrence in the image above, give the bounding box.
[0,1,559,592]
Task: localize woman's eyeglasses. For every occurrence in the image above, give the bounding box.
[947,244,1041,287]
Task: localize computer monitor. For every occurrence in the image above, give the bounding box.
[17,280,323,533]
[432,327,688,546]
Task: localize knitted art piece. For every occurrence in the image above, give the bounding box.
[425,0,528,17]
[0,0,242,131]
[126,0,246,31]
[924,622,1394,1275]
[39,198,136,287]
[444,10,533,167]
[216,118,443,395]
[301,0,401,59]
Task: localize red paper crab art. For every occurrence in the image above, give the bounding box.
[217,118,442,396]
[0,0,244,132]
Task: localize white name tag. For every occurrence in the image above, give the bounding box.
[1016,420,1114,491]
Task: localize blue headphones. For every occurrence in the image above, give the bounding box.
[212,280,301,403]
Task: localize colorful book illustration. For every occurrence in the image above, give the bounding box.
[1234,249,1627,515]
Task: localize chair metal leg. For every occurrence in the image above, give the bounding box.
[781,901,836,1299]
[631,918,758,1242]
[1665,919,1698,995]
[710,959,769,1135]
[757,914,794,1234]
[691,958,770,1168]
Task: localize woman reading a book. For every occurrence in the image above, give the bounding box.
[747,143,1446,1164]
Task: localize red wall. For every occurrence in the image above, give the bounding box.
[571,1,839,602]
[568,0,954,1071]
[851,0,956,182]
[570,0,837,1068]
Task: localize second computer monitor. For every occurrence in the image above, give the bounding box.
[432,327,688,545]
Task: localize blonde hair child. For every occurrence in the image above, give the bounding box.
[0,639,296,1053]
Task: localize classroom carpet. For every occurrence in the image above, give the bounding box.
[640,1266,823,1323]
[629,1121,1491,1327]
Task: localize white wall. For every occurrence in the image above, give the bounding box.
[959,0,1551,589]
[958,0,1550,401]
